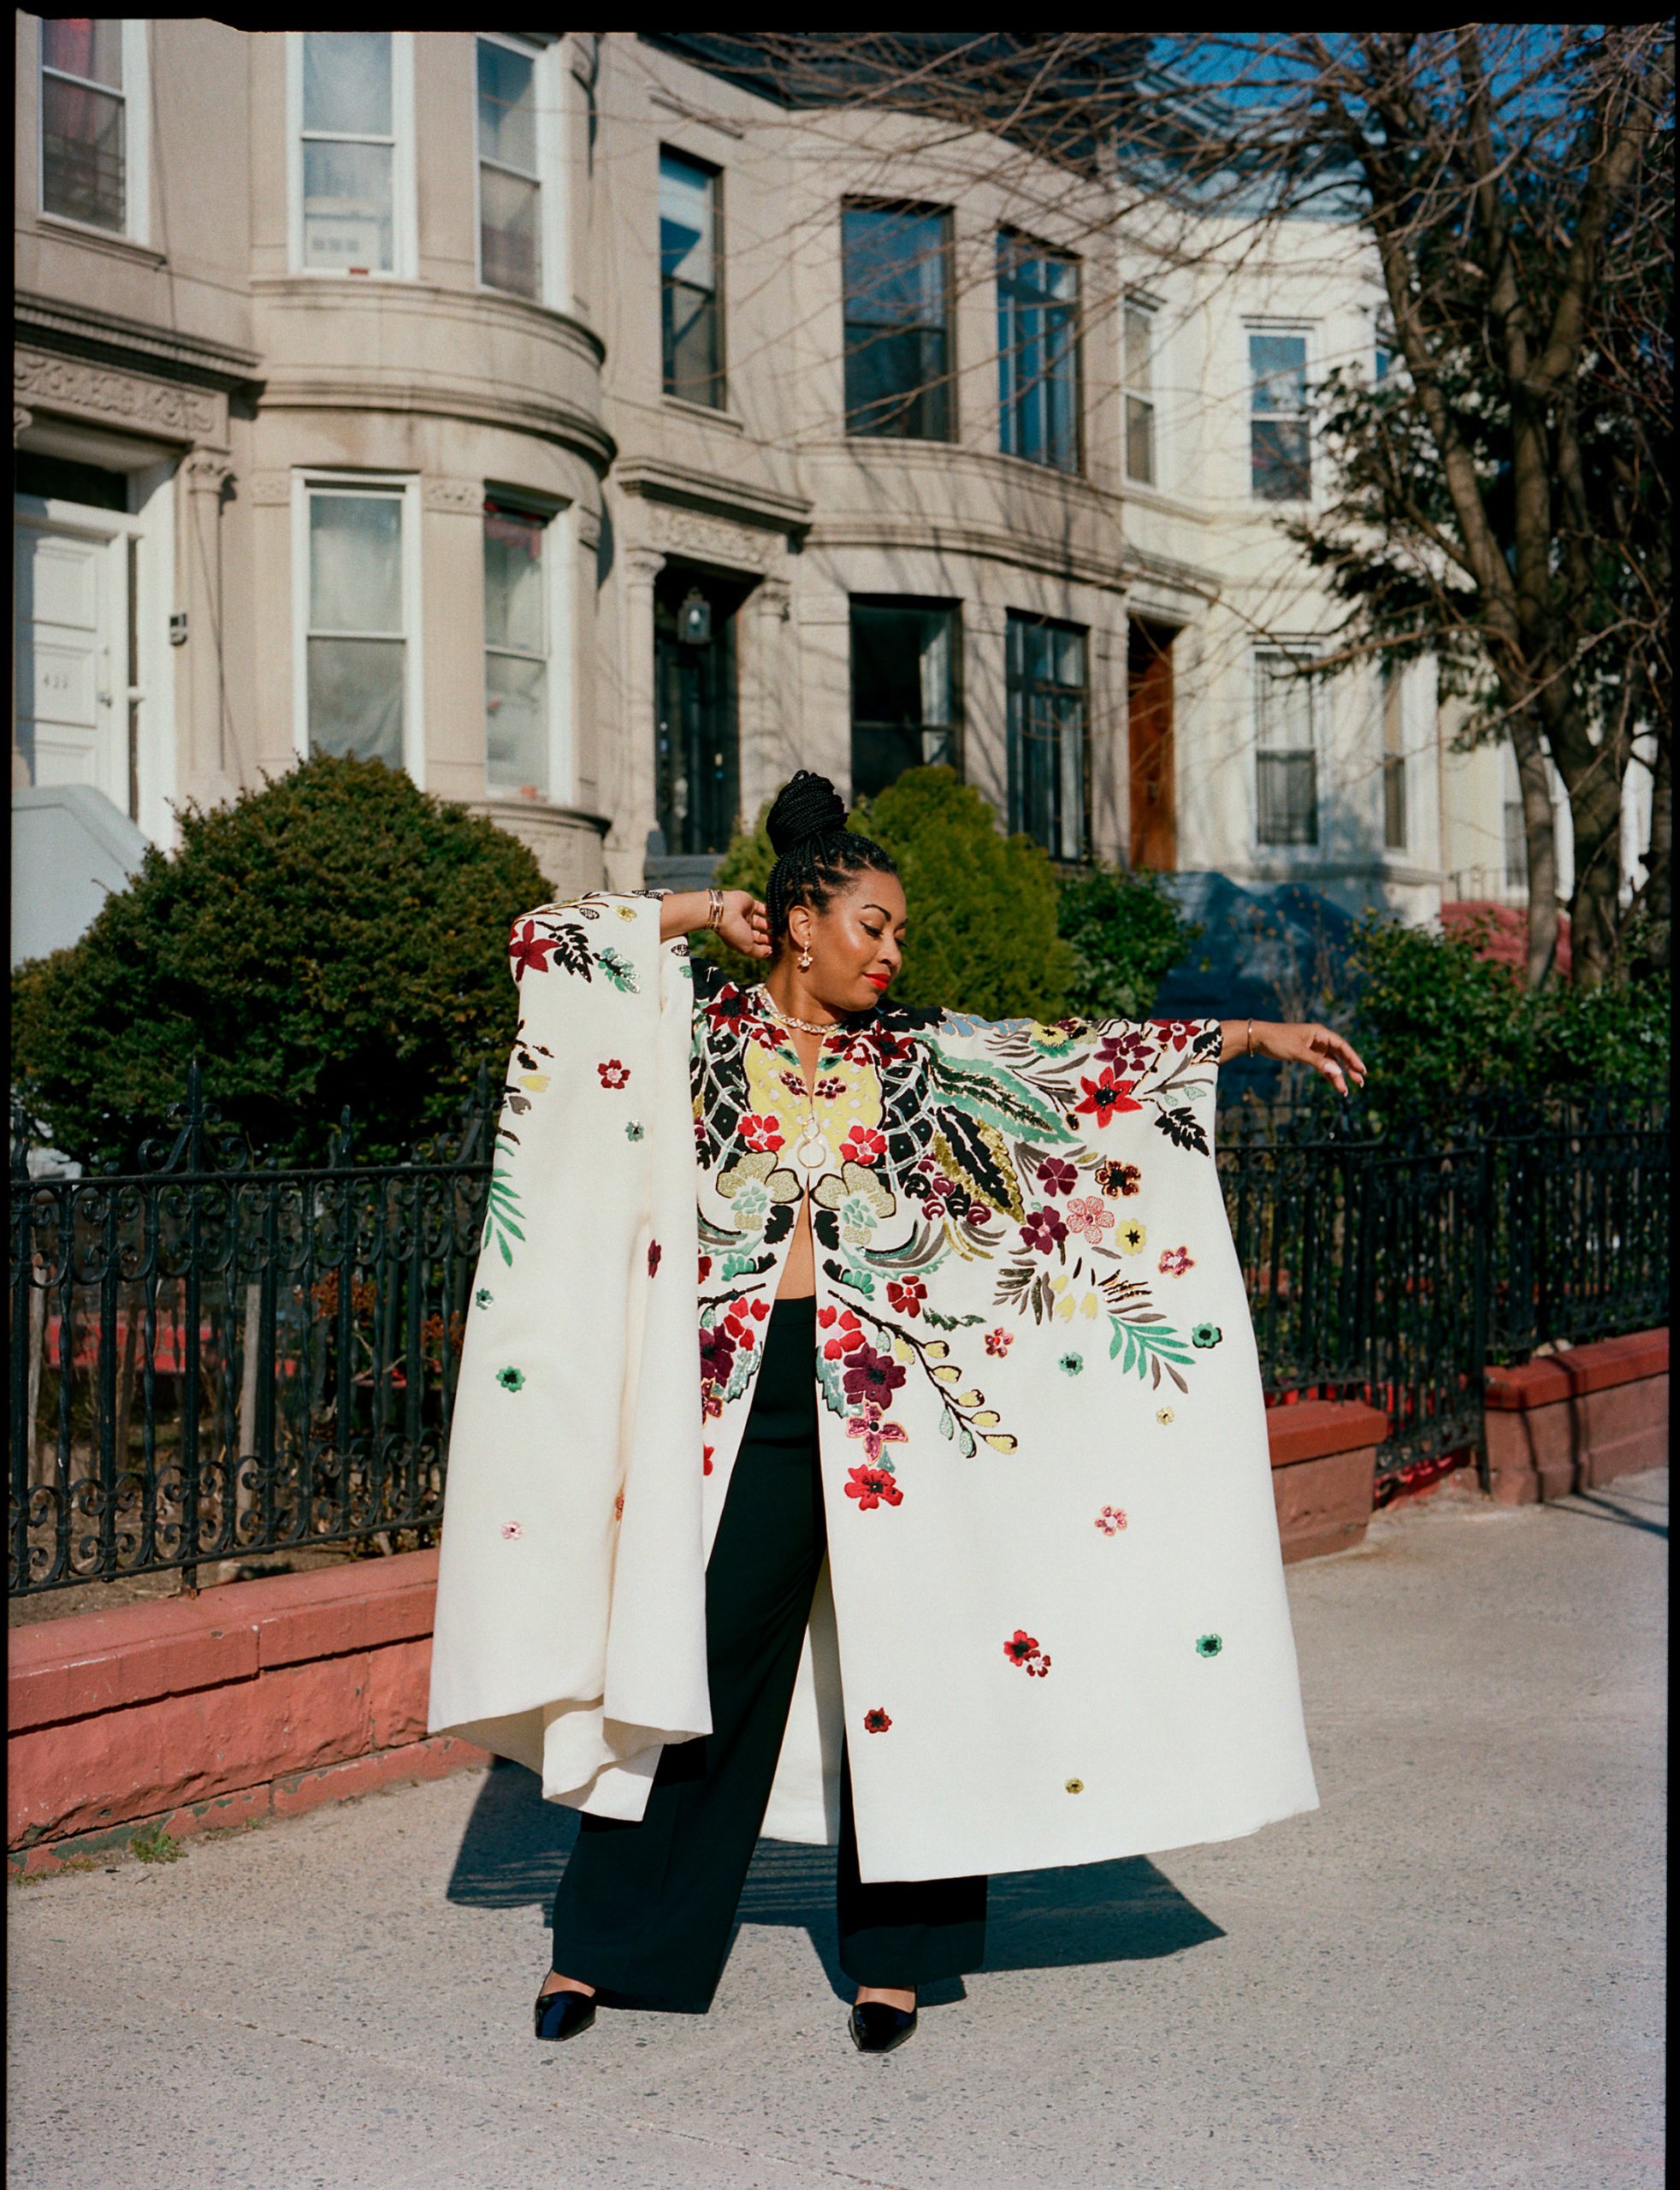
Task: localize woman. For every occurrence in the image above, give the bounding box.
[428,772,1365,2056]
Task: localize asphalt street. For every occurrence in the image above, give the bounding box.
[7,1464,1665,2190]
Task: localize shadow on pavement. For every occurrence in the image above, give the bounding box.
[1539,1483,1668,1541]
[446,1759,1224,2004]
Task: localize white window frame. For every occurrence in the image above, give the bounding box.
[291,472,424,782]
[1252,644,1321,852]
[286,31,417,281]
[36,18,151,247]
[1122,290,1161,490]
[1380,662,1409,855]
[474,32,565,311]
[1245,319,1316,505]
[481,493,576,804]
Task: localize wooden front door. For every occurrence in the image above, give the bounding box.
[1127,619,1176,871]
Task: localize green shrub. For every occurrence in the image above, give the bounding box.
[697,767,1072,1020]
[1350,912,1670,1124]
[1057,863,1203,1020]
[10,755,551,1168]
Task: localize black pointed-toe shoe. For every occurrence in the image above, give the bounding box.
[534,1986,598,2042]
[848,2001,918,2055]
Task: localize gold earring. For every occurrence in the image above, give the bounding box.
[799,945,813,971]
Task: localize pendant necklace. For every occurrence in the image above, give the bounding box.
[755,987,838,1170]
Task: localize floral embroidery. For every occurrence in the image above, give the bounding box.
[985,1326,1014,1356]
[648,1241,662,1278]
[843,1343,906,1406]
[1036,1157,1078,1198]
[1074,1069,1143,1128]
[1116,1219,1148,1254]
[840,1125,886,1166]
[482,1168,525,1268]
[1096,1159,1141,1198]
[497,1366,525,1392]
[702,1444,714,1476]
[1094,1505,1127,1535]
[1004,1628,1052,1678]
[1192,1323,1222,1349]
[613,1493,624,1520]
[1152,1019,1196,1053]
[625,1122,644,1141]
[1019,1205,1068,1255]
[501,1522,523,1539]
[596,1058,630,1089]
[1064,1194,1115,1246]
[475,1288,494,1308]
[814,1161,895,1247]
[1156,1406,1174,1424]
[1158,1245,1193,1277]
[509,920,562,980]
[863,1708,893,1733]
[739,1111,785,1153]
[1196,1633,1223,1658]
[1059,1352,1083,1376]
[1096,1027,1154,1074]
[845,1455,905,1506]
[885,1277,926,1318]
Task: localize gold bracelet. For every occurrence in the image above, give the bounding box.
[707,886,725,932]
[1247,1019,1254,1057]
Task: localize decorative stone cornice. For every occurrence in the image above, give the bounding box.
[613,454,812,543]
[423,476,485,515]
[14,344,226,449]
[246,471,293,506]
[14,291,262,394]
[642,501,777,571]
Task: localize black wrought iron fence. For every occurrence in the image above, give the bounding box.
[9,1075,1668,1595]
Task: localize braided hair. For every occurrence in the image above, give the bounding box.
[763,771,898,952]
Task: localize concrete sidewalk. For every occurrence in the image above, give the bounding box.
[8,1467,1665,2190]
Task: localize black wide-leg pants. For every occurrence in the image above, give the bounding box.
[549,1295,986,2011]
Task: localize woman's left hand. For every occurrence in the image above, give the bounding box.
[1261,1021,1367,1096]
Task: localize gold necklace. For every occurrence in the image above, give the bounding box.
[754,986,843,1038]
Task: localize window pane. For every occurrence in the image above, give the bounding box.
[663,278,722,406]
[1124,305,1153,394]
[486,654,547,793]
[42,20,123,87]
[1257,752,1317,845]
[1255,658,1310,749]
[1006,613,1086,856]
[303,139,393,271]
[1251,418,1310,500]
[998,237,1079,471]
[481,164,539,297]
[41,74,124,230]
[843,206,951,441]
[477,40,535,175]
[483,508,545,654]
[1250,333,1307,414]
[303,31,392,137]
[850,602,956,797]
[1383,755,1406,849]
[308,636,404,764]
[310,494,402,634]
[1126,395,1155,484]
[660,151,714,293]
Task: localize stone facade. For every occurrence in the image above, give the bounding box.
[14,24,1511,952]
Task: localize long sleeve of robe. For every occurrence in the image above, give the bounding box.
[429,892,1319,1884]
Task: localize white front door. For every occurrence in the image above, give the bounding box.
[14,518,129,811]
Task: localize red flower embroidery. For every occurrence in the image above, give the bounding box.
[648,1240,662,1278]
[863,1708,892,1733]
[1158,1245,1193,1277]
[1003,1629,1052,1677]
[702,1444,715,1476]
[1075,1071,1142,1129]
[1019,1206,1068,1256]
[697,1254,713,1285]
[842,1343,906,1404]
[846,1406,908,1467]
[885,1277,926,1317]
[1036,1157,1078,1198]
[984,1326,1014,1357]
[1097,1028,1154,1074]
[596,1058,630,1089]
[739,1111,784,1153]
[509,920,560,980]
[840,1126,887,1166]
[1151,1019,1195,1053]
[844,1456,905,1507]
[1065,1195,1115,1246]
[1096,1159,1142,1198]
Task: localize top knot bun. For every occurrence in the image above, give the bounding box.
[766,770,849,857]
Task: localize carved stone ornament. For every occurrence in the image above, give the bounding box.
[622,548,667,586]
[648,504,772,571]
[183,450,234,494]
[423,476,485,515]
[247,471,292,506]
[15,346,222,446]
[15,405,33,444]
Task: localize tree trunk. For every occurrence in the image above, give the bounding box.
[1565,749,1631,988]
[1511,712,1561,986]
